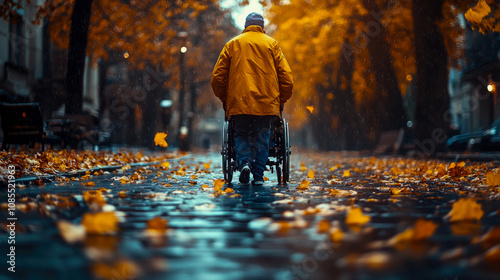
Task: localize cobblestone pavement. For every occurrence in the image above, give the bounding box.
[1,150,500,280]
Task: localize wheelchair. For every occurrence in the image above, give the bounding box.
[221,112,291,184]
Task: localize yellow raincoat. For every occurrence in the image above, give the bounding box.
[211,26,293,117]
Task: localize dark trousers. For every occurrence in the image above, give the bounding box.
[233,115,273,180]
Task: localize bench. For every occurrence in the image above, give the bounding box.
[0,102,53,150]
[374,129,404,155]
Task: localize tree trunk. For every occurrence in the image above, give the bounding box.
[65,0,93,114]
[336,39,363,150]
[362,0,407,131]
[412,0,449,155]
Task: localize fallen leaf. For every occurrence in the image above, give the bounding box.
[307,169,315,178]
[306,106,314,113]
[445,198,483,222]
[297,179,310,190]
[412,219,438,241]
[486,169,500,186]
[329,227,344,242]
[92,259,140,280]
[146,217,168,234]
[343,170,350,177]
[81,212,119,235]
[473,226,500,244]
[154,132,168,147]
[57,220,86,243]
[317,219,330,233]
[346,207,370,225]
[82,181,96,187]
[213,178,225,194]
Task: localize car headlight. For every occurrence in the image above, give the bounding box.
[486,128,497,135]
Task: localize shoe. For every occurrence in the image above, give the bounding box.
[239,164,251,184]
[251,180,264,186]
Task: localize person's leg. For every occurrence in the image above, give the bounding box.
[233,115,252,170]
[250,116,272,181]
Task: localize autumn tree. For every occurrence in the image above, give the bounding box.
[267,0,413,150]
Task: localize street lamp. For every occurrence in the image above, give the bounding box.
[176,31,189,151]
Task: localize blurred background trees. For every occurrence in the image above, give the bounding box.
[1,0,499,153]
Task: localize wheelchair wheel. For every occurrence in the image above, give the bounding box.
[282,119,291,183]
[221,121,233,183]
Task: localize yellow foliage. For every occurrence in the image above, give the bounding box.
[346,207,370,225]
[329,227,344,243]
[343,170,351,177]
[307,169,315,178]
[92,259,139,280]
[446,198,484,222]
[317,219,330,233]
[486,169,500,186]
[297,179,310,190]
[154,132,168,148]
[146,217,168,233]
[81,212,119,235]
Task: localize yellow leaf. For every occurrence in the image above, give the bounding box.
[83,190,106,207]
[446,198,484,222]
[307,169,315,178]
[224,187,235,194]
[329,227,344,243]
[81,212,119,235]
[412,219,438,241]
[317,219,330,233]
[160,162,170,169]
[82,181,96,187]
[306,106,314,113]
[57,220,86,243]
[213,178,225,192]
[343,170,351,177]
[146,216,168,233]
[154,132,168,147]
[486,169,500,186]
[92,259,139,280]
[389,188,401,195]
[203,163,211,169]
[297,179,310,190]
[346,207,370,225]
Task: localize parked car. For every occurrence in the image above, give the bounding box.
[447,119,500,151]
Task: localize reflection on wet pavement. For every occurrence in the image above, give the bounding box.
[1,151,500,280]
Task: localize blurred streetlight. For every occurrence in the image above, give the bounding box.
[176,31,190,151]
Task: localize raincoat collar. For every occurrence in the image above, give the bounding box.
[243,25,264,34]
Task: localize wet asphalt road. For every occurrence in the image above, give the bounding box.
[1,150,500,280]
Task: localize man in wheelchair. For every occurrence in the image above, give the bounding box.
[211,12,293,185]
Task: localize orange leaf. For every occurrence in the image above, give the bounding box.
[57,220,86,243]
[306,106,314,113]
[446,198,483,222]
[154,132,168,147]
[213,178,225,193]
[486,169,500,186]
[146,216,168,233]
[92,259,139,280]
[346,207,370,225]
[411,219,438,240]
[329,227,344,242]
[317,219,330,233]
[297,179,310,190]
[343,170,351,177]
[81,212,119,235]
[307,169,315,178]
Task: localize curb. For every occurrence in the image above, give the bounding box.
[0,155,188,188]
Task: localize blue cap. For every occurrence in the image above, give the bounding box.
[245,12,264,29]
